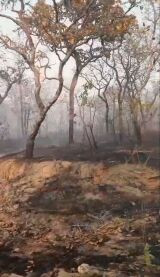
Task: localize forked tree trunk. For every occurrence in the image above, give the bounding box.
[25,53,67,158]
[69,71,79,144]
[25,75,64,158]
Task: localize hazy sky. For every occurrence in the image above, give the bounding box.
[0,1,156,87]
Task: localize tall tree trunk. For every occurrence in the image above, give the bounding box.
[133,117,142,146]
[112,97,116,139]
[19,83,25,137]
[130,104,142,146]
[25,137,35,159]
[25,39,72,158]
[76,96,93,150]
[69,71,79,144]
[82,105,85,144]
[89,125,98,149]
[105,103,109,134]
[118,99,123,143]
[25,113,46,158]
[25,65,64,158]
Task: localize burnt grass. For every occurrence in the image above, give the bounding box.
[0,144,160,276]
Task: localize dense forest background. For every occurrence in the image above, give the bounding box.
[0,0,159,157]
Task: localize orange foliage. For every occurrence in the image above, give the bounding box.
[29,0,136,48]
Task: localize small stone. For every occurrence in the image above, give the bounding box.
[13,248,20,253]
[77,264,104,277]
[57,269,78,277]
[25,187,37,193]
[40,272,53,277]
[13,204,19,210]
[26,273,39,277]
[78,264,91,274]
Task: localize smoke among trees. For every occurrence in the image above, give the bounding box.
[0,0,159,158]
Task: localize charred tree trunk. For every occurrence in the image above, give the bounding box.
[112,97,116,139]
[105,103,109,134]
[133,117,142,146]
[19,83,26,137]
[76,96,93,150]
[25,137,35,159]
[130,104,142,146]
[69,70,79,144]
[82,105,85,144]
[118,99,123,143]
[89,125,98,149]
[25,113,46,159]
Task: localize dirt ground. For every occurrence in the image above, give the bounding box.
[0,155,160,277]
